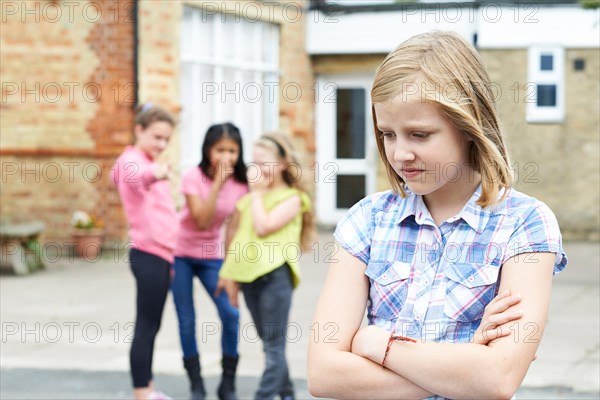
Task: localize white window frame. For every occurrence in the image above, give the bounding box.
[527,47,565,123]
[180,6,280,170]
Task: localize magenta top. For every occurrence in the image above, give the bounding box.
[112,146,178,263]
[174,167,248,260]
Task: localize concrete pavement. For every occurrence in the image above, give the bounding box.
[1,232,598,399]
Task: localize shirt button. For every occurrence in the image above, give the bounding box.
[415,315,421,320]
[468,276,475,282]
[424,279,429,285]
[382,274,388,279]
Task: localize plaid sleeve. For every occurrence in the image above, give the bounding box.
[503,202,567,274]
[333,196,374,265]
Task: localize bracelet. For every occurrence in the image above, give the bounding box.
[381,333,417,366]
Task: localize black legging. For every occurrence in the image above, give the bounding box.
[129,248,171,388]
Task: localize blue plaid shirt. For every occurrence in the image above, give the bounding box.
[334,185,567,344]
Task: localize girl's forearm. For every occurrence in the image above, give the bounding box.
[357,329,527,399]
[192,184,221,229]
[250,192,268,235]
[309,349,432,400]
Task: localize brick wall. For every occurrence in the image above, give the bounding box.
[1,0,135,242]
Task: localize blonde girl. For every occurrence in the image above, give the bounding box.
[217,134,314,400]
[308,31,567,399]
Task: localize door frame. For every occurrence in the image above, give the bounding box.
[315,72,377,225]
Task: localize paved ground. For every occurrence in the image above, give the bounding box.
[1,232,598,399]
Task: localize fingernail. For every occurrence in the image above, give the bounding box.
[513,310,524,316]
[502,290,511,296]
[512,294,522,300]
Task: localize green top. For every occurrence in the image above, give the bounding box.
[219,187,311,288]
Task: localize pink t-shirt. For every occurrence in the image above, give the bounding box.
[175,167,248,259]
[112,146,178,264]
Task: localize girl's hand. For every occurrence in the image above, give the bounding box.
[215,278,240,308]
[248,168,270,192]
[153,163,171,180]
[473,290,523,345]
[214,160,234,186]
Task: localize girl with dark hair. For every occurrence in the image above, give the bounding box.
[171,122,248,400]
[112,103,177,400]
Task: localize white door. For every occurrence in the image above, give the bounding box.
[315,73,376,225]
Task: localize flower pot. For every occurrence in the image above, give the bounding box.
[71,229,104,259]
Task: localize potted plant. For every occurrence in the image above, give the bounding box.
[71,211,105,259]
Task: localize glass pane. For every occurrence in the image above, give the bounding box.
[196,13,213,59]
[238,70,256,142]
[540,54,553,71]
[336,175,366,209]
[240,20,256,62]
[262,23,278,65]
[221,68,237,122]
[336,88,366,159]
[181,6,193,55]
[263,72,279,132]
[221,13,236,61]
[537,84,556,107]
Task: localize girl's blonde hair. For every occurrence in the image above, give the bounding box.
[371,30,513,207]
[255,134,315,250]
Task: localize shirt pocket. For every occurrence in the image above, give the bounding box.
[365,261,412,321]
[444,263,500,322]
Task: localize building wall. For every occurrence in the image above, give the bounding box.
[1,0,135,243]
[481,48,599,240]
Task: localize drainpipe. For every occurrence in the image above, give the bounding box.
[133,0,139,107]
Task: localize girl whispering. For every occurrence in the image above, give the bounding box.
[171,123,248,400]
[217,134,314,400]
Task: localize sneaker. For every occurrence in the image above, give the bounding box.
[149,390,173,400]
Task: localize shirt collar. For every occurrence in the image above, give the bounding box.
[456,184,488,233]
[396,184,490,233]
[395,190,437,227]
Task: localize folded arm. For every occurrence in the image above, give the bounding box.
[307,245,433,399]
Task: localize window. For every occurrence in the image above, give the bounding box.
[180,6,280,169]
[527,47,564,123]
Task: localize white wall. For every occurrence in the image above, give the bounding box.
[307,5,600,54]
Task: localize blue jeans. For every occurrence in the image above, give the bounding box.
[171,257,239,358]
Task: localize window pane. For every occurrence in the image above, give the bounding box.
[238,70,257,145]
[221,13,236,61]
[336,175,365,209]
[240,20,256,62]
[336,88,366,159]
[262,23,278,65]
[182,7,193,55]
[540,54,553,71]
[263,72,279,132]
[537,84,556,107]
[221,68,237,121]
